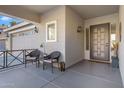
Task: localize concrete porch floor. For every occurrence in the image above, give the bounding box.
[0,61,122,88]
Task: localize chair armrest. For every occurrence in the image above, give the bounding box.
[50,58,57,63]
[25,54,30,57]
[43,53,48,56]
[44,55,51,60]
[25,55,28,57]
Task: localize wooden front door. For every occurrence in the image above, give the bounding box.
[90,23,110,61]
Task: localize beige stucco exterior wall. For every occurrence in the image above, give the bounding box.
[65,6,84,68]
[118,5,124,86]
[39,6,85,67]
[84,13,119,61]
[39,6,66,62]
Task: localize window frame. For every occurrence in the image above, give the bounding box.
[46,20,57,42]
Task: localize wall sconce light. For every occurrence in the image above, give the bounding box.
[6,33,9,37]
[77,26,82,32]
[34,27,38,33]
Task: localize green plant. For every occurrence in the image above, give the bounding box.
[10,21,17,26]
[2,24,5,26]
[112,41,118,57]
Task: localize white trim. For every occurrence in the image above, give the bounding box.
[87,23,111,62]
[46,20,57,42]
[0,38,7,40]
[3,22,30,32]
[8,25,36,34]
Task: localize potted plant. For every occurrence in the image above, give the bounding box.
[112,41,118,57]
[10,21,17,26]
[111,41,119,68]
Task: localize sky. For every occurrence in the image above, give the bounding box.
[0,15,22,27]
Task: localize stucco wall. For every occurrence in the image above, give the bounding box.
[65,6,84,68]
[118,5,124,86]
[40,6,66,62]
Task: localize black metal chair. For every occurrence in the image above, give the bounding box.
[25,49,42,68]
[43,51,61,73]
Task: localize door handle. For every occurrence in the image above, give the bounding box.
[106,43,110,46]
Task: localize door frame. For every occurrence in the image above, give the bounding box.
[89,23,111,62]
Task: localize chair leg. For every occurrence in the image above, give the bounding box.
[43,62,45,70]
[38,60,40,68]
[58,62,59,70]
[25,60,27,68]
[36,60,38,68]
[36,61,38,68]
[35,61,37,68]
[51,63,53,73]
[35,60,39,68]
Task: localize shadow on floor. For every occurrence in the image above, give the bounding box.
[0,61,122,88]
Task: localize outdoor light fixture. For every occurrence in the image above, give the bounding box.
[6,33,9,37]
[77,26,82,32]
[34,27,38,33]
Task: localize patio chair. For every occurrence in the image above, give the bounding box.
[43,51,61,73]
[25,49,43,68]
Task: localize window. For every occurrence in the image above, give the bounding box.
[86,28,89,50]
[111,34,116,48]
[111,23,116,49]
[111,34,116,41]
[46,21,57,42]
[12,29,35,38]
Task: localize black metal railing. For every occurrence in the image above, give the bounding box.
[0,49,35,69]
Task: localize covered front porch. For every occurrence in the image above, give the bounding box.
[0,5,123,88]
[0,61,122,88]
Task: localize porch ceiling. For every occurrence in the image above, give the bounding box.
[22,5,119,19]
[0,5,119,23]
[22,5,59,14]
[70,5,119,19]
